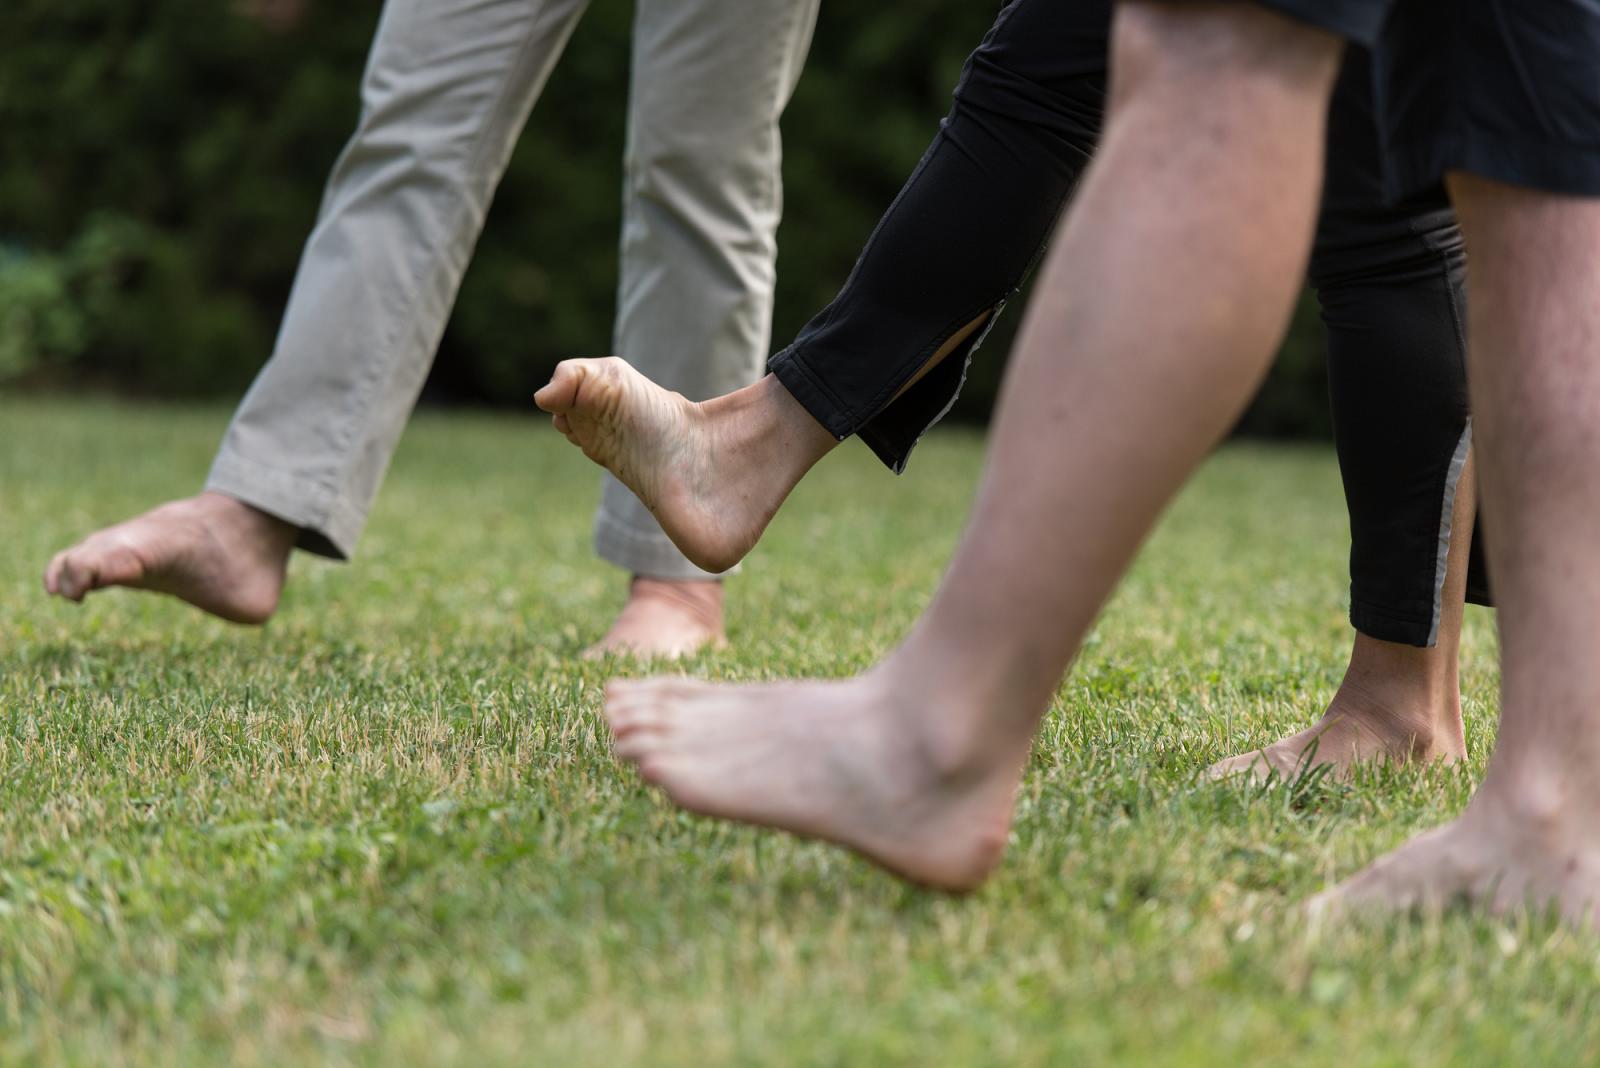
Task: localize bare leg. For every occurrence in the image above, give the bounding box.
[43,492,297,624]
[585,577,727,660]
[606,4,1343,890]
[1208,456,1475,782]
[534,313,992,574]
[1314,177,1600,926]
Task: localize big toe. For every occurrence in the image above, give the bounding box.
[1320,864,1419,918]
[605,677,706,705]
[1205,750,1278,783]
[44,549,85,600]
[52,543,128,600]
[536,357,628,417]
[534,360,585,413]
[1302,886,1349,930]
[43,550,67,596]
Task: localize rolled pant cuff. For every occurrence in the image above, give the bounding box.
[1349,599,1434,649]
[205,452,365,560]
[593,510,736,582]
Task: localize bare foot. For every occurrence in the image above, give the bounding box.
[43,492,297,624]
[1207,634,1467,783]
[606,670,1026,892]
[1204,689,1463,783]
[584,577,727,660]
[1308,784,1600,927]
[534,360,835,574]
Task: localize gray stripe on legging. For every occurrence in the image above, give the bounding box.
[1427,421,1474,647]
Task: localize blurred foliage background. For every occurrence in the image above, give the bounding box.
[0,0,1328,436]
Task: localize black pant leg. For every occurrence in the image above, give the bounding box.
[768,0,1110,471]
[1313,50,1490,649]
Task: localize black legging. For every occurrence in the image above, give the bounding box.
[768,0,1489,647]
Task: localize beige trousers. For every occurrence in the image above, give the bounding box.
[207,0,818,579]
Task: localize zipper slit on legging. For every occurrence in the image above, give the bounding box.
[868,294,1012,474]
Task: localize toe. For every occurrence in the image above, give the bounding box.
[607,702,664,736]
[1205,751,1271,783]
[604,679,640,703]
[614,676,708,697]
[1322,867,1393,913]
[43,551,66,595]
[534,361,586,414]
[605,678,664,704]
[606,680,703,714]
[613,728,667,765]
[1323,840,1447,916]
[607,704,666,731]
[56,552,93,601]
[634,753,693,801]
[91,545,150,591]
[1302,886,1347,930]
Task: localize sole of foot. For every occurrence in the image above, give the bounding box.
[43,492,296,624]
[534,358,780,575]
[604,672,1024,892]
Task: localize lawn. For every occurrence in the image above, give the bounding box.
[0,397,1595,1066]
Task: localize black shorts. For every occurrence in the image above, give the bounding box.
[1254,0,1600,199]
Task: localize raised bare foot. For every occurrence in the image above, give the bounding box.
[1207,635,1467,783]
[1308,785,1600,927]
[43,492,298,624]
[605,670,1026,892]
[534,360,835,574]
[584,577,727,660]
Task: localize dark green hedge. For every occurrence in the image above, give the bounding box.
[0,0,1328,436]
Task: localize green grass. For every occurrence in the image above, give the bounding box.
[1,397,1595,1067]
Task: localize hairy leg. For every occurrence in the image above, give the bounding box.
[606,4,1343,889]
[1316,176,1600,925]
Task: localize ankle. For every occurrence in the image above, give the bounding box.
[866,653,1035,783]
[196,492,298,556]
[1326,673,1462,760]
[702,375,835,460]
[629,576,724,631]
[1345,631,1461,719]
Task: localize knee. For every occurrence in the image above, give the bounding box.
[1109,1,1343,111]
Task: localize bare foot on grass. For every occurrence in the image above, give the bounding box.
[1208,634,1467,783]
[1309,782,1600,927]
[1205,685,1465,782]
[44,492,297,623]
[585,577,726,660]
[606,670,1026,892]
